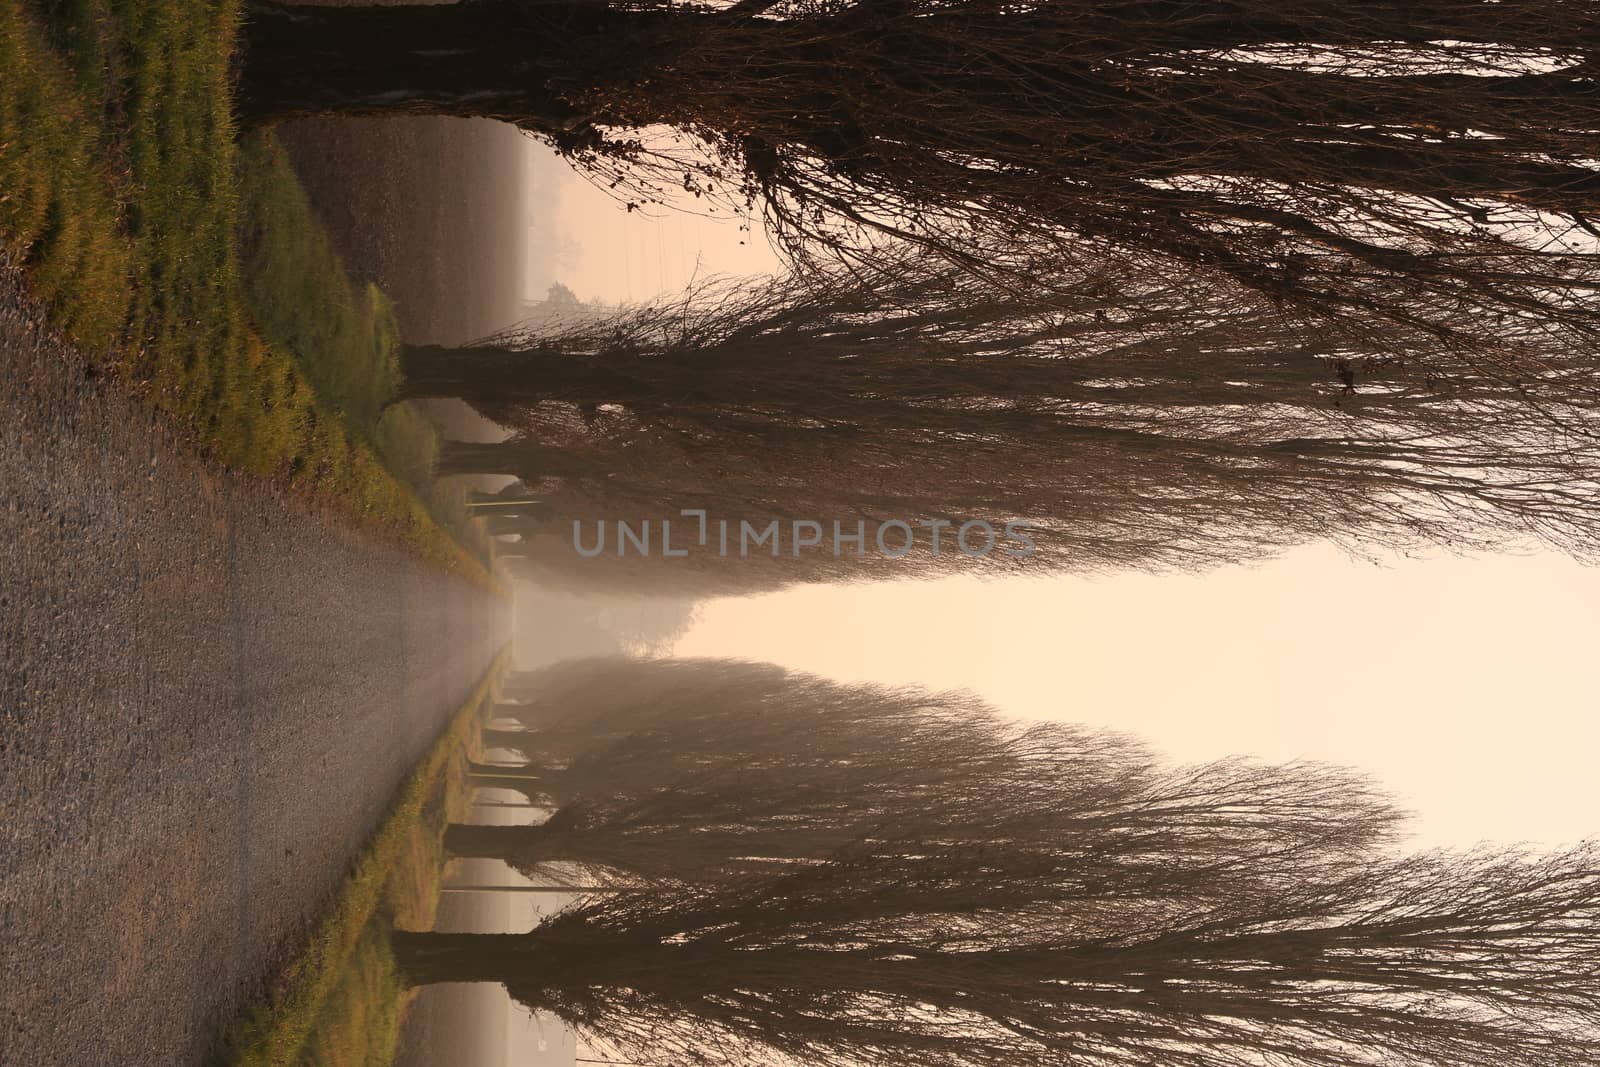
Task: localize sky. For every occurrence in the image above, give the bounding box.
[525,142,782,305]
[450,834,581,1066]
[675,542,1600,850]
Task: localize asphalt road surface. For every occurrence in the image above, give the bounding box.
[0,265,509,1065]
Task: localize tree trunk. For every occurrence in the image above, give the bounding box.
[433,440,520,478]
[238,0,1582,129]
[444,821,576,861]
[391,930,547,987]
[436,439,603,480]
[397,344,660,405]
[237,2,612,127]
[397,344,536,401]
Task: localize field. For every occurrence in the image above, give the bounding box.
[0,0,491,580]
[234,132,496,556]
[275,116,529,347]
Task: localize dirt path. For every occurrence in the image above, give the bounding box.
[0,265,509,1065]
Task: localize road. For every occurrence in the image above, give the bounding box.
[0,264,509,1065]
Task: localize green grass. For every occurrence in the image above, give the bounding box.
[0,0,493,586]
[220,650,508,1067]
[237,134,401,433]
[295,925,408,1067]
[232,133,492,558]
[0,0,132,346]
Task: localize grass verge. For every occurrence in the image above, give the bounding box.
[234,133,492,564]
[219,649,509,1067]
[0,0,131,346]
[0,0,493,587]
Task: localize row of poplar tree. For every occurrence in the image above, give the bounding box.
[231,0,1600,596]
[386,657,1600,1067]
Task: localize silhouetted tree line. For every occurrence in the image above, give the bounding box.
[240,0,1600,350]
[398,657,1600,1067]
[234,2,1600,595]
[410,253,1600,593]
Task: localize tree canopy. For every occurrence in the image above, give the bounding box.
[455,657,1393,886]
[403,658,1600,1067]
[414,253,1600,594]
[242,0,1600,340]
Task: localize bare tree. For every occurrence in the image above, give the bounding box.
[398,252,1600,413]
[241,0,1600,340]
[397,741,1600,1066]
[412,258,1600,594]
[449,658,1393,890]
